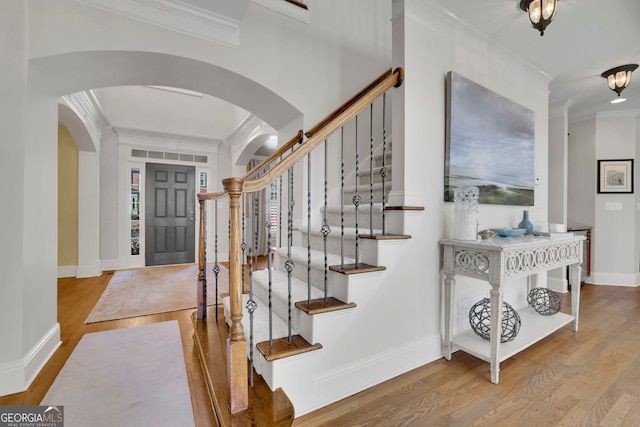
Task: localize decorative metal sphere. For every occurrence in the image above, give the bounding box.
[527,287,561,315]
[469,298,521,343]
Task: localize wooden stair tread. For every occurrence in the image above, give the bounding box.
[359,234,411,240]
[329,262,386,274]
[257,335,323,362]
[295,297,357,315]
[385,205,425,211]
[192,309,295,427]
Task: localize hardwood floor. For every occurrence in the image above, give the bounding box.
[2,274,639,427]
[0,271,216,427]
[294,284,640,426]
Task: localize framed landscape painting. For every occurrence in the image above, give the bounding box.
[597,159,633,194]
[444,71,535,206]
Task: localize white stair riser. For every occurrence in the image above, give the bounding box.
[344,184,391,204]
[325,206,384,230]
[358,166,392,186]
[273,249,340,292]
[301,231,360,260]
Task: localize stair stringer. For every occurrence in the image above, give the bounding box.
[254,237,441,417]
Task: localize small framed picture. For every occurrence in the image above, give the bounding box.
[597,159,634,194]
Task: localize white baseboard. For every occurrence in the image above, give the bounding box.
[100,258,120,271]
[76,262,102,278]
[547,276,568,293]
[0,323,61,397]
[290,334,442,417]
[57,265,77,278]
[589,271,639,287]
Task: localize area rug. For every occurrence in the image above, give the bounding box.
[41,321,196,427]
[85,263,229,323]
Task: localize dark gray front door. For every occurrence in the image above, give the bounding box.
[145,163,196,266]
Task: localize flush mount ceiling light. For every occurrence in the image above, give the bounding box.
[601,64,638,103]
[519,0,558,36]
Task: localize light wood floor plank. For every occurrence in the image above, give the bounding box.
[294,284,640,426]
[0,271,216,427]
[3,278,640,427]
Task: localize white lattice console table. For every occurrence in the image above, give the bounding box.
[440,235,585,384]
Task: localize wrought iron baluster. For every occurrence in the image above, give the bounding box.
[381,93,388,235]
[285,160,295,343]
[321,139,331,301]
[369,103,374,236]
[353,116,361,264]
[340,126,345,268]
[213,200,220,322]
[307,152,312,305]
[246,193,256,387]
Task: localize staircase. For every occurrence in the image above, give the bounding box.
[194,68,436,421]
[220,143,419,416]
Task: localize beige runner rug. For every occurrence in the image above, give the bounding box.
[85,263,228,323]
[41,321,196,427]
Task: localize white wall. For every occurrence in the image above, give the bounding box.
[395,0,551,332]
[0,0,61,392]
[592,114,639,286]
[549,101,572,226]
[568,119,596,228]
[569,114,640,286]
[0,0,393,395]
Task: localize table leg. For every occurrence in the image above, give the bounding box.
[569,262,581,332]
[527,272,539,293]
[489,284,503,384]
[442,271,456,360]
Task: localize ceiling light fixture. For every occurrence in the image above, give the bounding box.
[519,0,558,36]
[601,64,638,101]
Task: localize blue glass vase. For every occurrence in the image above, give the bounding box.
[518,210,534,235]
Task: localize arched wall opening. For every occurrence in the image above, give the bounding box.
[36,50,303,275]
[33,50,302,130]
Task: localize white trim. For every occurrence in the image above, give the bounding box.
[114,126,221,153]
[547,275,568,293]
[73,0,243,47]
[408,0,551,81]
[589,271,639,287]
[0,323,61,397]
[59,91,108,148]
[76,263,103,279]
[252,0,309,24]
[57,265,78,278]
[101,259,121,271]
[285,335,441,416]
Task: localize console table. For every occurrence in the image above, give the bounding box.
[440,235,585,384]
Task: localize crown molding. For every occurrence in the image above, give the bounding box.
[73,0,243,47]
[405,0,551,82]
[228,114,273,149]
[59,90,109,145]
[549,99,575,120]
[252,0,309,24]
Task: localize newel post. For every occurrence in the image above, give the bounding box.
[223,177,249,413]
[196,197,207,320]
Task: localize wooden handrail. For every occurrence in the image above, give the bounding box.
[196,130,304,203]
[242,130,304,181]
[198,190,228,201]
[243,67,404,194]
[305,68,403,139]
[198,66,404,416]
[284,0,308,10]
